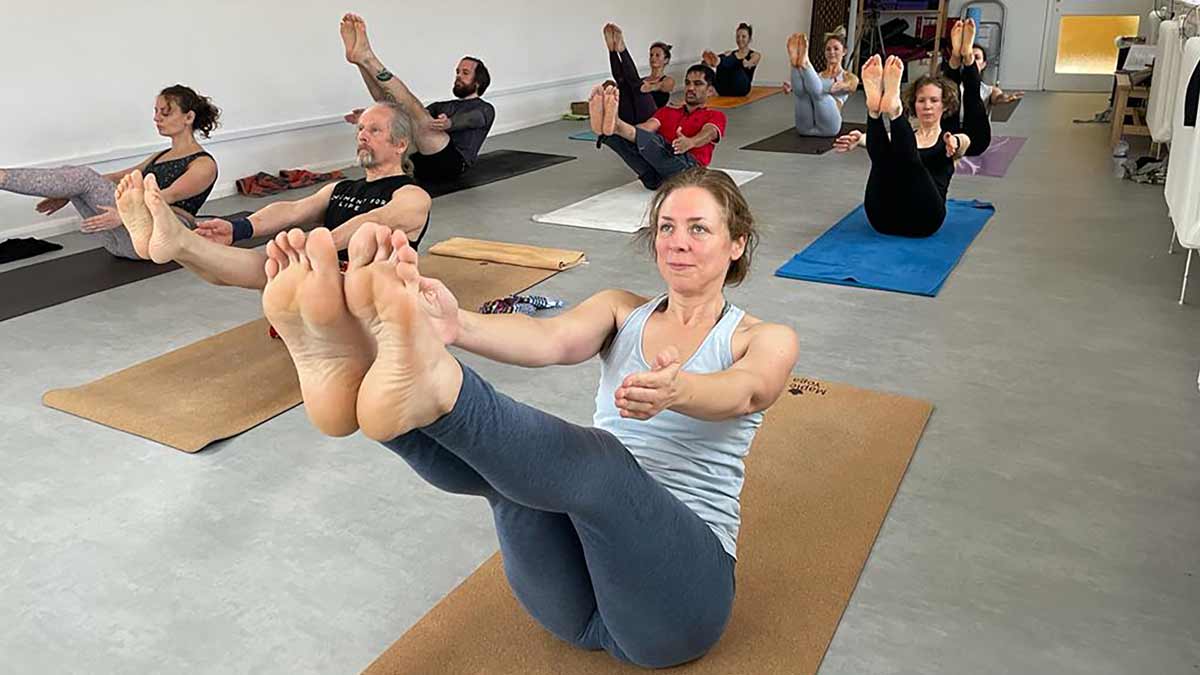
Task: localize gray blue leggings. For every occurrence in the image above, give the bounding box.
[790,63,842,137]
[0,166,137,259]
[381,363,736,669]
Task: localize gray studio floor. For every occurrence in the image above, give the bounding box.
[2,90,1198,674]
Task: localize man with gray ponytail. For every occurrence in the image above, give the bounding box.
[116,102,431,292]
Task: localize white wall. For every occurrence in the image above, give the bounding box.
[2,0,809,239]
[945,0,1050,91]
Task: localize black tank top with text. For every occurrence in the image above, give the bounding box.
[324,174,430,251]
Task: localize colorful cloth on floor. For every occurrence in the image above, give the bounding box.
[237,169,346,197]
[478,294,565,315]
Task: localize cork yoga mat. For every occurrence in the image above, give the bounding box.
[42,252,567,453]
[707,86,784,109]
[363,376,933,675]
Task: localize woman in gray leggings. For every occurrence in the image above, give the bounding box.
[257,167,799,668]
[784,29,858,137]
[0,85,219,259]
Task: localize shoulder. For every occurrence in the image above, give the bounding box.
[592,288,649,326]
[704,109,727,123]
[188,154,218,171]
[732,314,798,360]
[392,183,432,207]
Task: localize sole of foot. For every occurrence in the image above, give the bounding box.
[114,170,153,260]
[263,227,372,437]
[881,55,904,119]
[861,55,883,115]
[602,87,619,136]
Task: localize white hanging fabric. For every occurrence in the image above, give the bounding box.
[1147,20,1183,142]
[1165,37,1200,247]
[1145,10,1163,46]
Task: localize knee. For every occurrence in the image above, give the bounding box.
[640,175,663,190]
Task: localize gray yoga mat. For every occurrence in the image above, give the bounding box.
[741,122,869,155]
[991,98,1021,123]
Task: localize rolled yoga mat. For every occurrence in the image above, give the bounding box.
[1,150,575,323]
[533,169,762,233]
[41,241,584,452]
[741,122,869,155]
[774,199,996,297]
[955,136,1027,178]
[363,375,933,675]
[707,86,784,109]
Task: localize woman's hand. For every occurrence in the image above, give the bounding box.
[833,130,863,153]
[416,275,461,345]
[36,198,69,216]
[615,346,682,420]
[944,132,970,159]
[80,206,122,233]
[782,81,793,95]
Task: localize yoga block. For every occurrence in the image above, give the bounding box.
[570,101,589,116]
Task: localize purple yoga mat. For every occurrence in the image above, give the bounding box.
[956,136,1026,178]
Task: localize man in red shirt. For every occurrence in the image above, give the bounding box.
[597,64,728,189]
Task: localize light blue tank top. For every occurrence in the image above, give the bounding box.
[593,294,764,558]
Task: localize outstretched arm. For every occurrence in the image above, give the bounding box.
[833,129,865,152]
[452,289,644,367]
[616,321,799,421]
[195,184,335,245]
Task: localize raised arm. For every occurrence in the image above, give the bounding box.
[453,289,644,367]
[329,185,431,249]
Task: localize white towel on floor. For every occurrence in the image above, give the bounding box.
[1165,38,1200,248]
[532,169,763,233]
[1148,21,1183,143]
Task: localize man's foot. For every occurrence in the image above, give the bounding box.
[949,19,963,68]
[344,225,463,442]
[262,228,372,437]
[344,13,375,65]
[588,84,605,135]
[602,86,619,136]
[881,55,904,119]
[143,174,193,264]
[115,170,153,260]
[702,50,719,68]
[339,13,359,63]
[962,18,977,66]
[861,54,883,116]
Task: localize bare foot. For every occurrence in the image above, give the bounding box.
[795,33,809,69]
[882,55,904,119]
[842,72,860,92]
[345,225,463,442]
[603,23,616,52]
[262,228,372,437]
[611,24,626,53]
[339,13,359,63]
[143,173,193,264]
[602,86,619,136]
[346,13,374,65]
[588,84,605,135]
[702,50,719,68]
[962,19,977,66]
[861,54,883,116]
[949,19,963,69]
[115,170,153,260]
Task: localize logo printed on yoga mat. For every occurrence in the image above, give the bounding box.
[789,377,828,397]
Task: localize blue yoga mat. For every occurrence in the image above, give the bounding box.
[569,130,598,141]
[775,199,995,297]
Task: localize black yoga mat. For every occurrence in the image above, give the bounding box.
[0,150,575,323]
[0,237,64,264]
[741,122,869,155]
[419,149,574,196]
[991,98,1021,123]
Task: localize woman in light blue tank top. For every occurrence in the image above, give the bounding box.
[260,167,798,669]
[783,28,857,137]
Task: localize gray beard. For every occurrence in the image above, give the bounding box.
[357,149,376,168]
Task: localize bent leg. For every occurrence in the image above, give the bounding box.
[865,117,946,236]
[633,128,697,188]
[790,67,820,134]
[600,134,661,188]
[615,50,657,124]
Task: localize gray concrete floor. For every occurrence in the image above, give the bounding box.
[1,92,1198,674]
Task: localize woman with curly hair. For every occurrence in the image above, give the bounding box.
[0,84,220,258]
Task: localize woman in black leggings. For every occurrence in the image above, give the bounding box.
[603,24,675,125]
[835,55,970,238]
[938,18,991,156]
[702,23,761,97]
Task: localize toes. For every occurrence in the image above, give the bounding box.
[348,226,379,270]
[265,256,280,282]
[274,232,298,265]
[266,239,289,272]
[305,228,339,273]
[373,225,393,262]
[390,230,415,261]
[286,229,310,269]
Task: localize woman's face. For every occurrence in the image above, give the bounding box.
[914,84,945,124]
[653,186,746,293]
[824,39,845,68]
[154,96,194,137]
[649,46,667,69]
[735,28,751,50]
